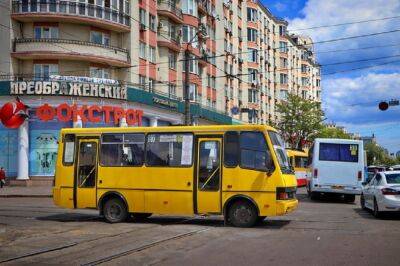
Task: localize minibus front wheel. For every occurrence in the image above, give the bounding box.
[103,198,128,223]
[228,200,258,228]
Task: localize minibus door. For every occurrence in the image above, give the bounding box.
[75,139,98,209]
[196,138,222,214]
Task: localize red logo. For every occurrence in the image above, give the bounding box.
[0,97,29,128]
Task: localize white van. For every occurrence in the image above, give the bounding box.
[307,138,364,202]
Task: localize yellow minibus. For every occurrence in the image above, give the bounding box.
[53,125,297,227]
[287,149,309,187]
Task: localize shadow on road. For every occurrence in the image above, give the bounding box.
[297,191,358,205]
[36,213,291,229]
[354,208,400,220]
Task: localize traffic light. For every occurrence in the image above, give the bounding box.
[379,101,389,111]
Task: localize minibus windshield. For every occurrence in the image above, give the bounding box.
[268,131,293,174]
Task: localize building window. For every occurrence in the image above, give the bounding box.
[182,0,197,16]
[281,58,288,68]
[301,77,309,86]
[168,52,177,69]
[149,46,156,63]
[248,48,258,63]
[316,79,321,87]
[139,42,146,59]
[247,28,257,42]
[139,8,146,26]
[90,31,110,46]
[168,83,176,97]
[182,25,198,47]
[280,73,288,84]
[279,25,286,36]
[280,90,288,100]
[149,14,156,31]
[189,83,197,102]
[301,64,308,73]
[34,64,58,80]
[34,26,58,39]
[90,67,110,79]
[186,55,198,74]
[279,41,288,53]
[248,68,258,84]
[247,8,257,22]
[148,78,155,92]
[139,75,146,88]
[248,89,258,103]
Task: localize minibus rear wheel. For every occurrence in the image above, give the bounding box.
[228,200,258,228]
[103,198,128,223]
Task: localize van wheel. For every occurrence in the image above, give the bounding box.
[344,194,355,203]
[228,200,258,228]
[103,198,128,223]
[310,192,320,200]
[132,213,152,220]
[373,198,381,218]
[360,194,367,210]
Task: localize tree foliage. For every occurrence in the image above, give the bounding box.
[365,142,400,166]
[274,93,324,150]
[316,126,352,139]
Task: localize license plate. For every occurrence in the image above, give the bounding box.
[331,185,344,189]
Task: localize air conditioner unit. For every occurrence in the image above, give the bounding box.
[140,23,146,31]
[158,21,164,29]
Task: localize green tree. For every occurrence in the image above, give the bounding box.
[274,93,324,150]
[365,142,396,166]
[316,126,352,139]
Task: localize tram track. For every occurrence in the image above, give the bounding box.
[0,217,211,265]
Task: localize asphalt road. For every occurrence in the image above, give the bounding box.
[0,188,399,266]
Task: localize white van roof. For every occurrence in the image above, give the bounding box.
[314,138,363,144]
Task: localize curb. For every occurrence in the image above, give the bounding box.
[0,195,52,198]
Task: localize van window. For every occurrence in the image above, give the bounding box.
[63,134,75,165]
[100,133,145,166]
[224,131,239,167]
[319,143,358,162]
[146,133,193,167]
[240,132,269,171]
[295,156,308,168]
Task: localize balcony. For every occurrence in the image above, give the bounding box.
[157,0,183,24]
[12,0,130,32]
[157,31,181,52]
[12,38,130,67]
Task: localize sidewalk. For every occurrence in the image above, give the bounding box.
[0,186,52,198]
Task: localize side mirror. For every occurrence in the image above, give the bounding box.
[265,154,275,176]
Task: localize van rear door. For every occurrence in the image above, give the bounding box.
[317,142,362,187]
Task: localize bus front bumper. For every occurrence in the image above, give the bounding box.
[276,199,298,215]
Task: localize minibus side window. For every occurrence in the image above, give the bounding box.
[239,132,270,171]
[224,131,239,167]
[63,134,75,166]
[100,133,145,166]
[146,133,193,167]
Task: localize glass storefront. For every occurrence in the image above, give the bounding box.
[0,124,18,177]
[29,113,72,176]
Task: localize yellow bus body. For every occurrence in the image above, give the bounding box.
[53,125,297,224]
[287,149,309,187]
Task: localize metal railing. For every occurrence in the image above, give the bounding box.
[12,0,130,28]
[14,38,129,54]
[157,0,183,20]
[157,30,181,45]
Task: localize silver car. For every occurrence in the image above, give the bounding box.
[360,171,400,218]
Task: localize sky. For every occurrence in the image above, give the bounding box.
[262,0,400,154]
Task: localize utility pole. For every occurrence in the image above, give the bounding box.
[184,48,191,125]
[183,24,207,126]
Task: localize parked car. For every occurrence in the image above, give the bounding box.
[307,138,364,202]
[360,171,400,217]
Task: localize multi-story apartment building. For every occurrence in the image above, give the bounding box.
[0,0,320,182]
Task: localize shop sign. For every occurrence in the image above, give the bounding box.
[36,103,143,126]
[10,81,127,100]
[153,96,178,109]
